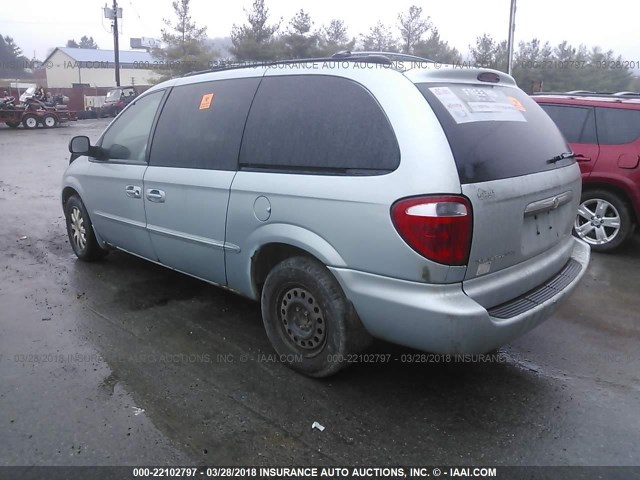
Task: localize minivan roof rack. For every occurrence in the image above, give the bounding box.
[182,58,333,77]
[182,51,435,78]
[332,51,435,64]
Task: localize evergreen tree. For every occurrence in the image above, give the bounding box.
[512,38,554,92]
[230,0,281,61]
[511,39,634,93]
[628,76,640,92]
[152,0,215,79]
[67,36,98,49]
[0,35,28,77]
[398,5,431,54]
[281,10,319,59]
[317,19,355,56]
[413,28,462,63]
[79,36,98,49]
[4,36,22,57]
[469,34,502,69]
[360,22,398,52]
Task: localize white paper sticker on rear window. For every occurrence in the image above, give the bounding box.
[429,86,526,124]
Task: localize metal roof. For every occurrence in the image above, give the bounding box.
[47,48,155,64]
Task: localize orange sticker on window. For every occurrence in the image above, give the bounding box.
[507,96,526,112]
[199,93,214,110]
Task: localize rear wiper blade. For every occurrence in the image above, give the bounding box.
[547,152,575,164]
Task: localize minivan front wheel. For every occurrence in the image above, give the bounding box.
[64,195,108,261]
[261,256,369,377]
[574,190,634,252]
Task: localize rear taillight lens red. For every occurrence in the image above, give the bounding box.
[391,195,473,266]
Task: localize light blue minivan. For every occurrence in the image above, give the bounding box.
[63,53,590,377]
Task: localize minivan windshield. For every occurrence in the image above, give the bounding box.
[417,83,573,184]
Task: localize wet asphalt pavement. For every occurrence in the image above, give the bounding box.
[0,119,639,468]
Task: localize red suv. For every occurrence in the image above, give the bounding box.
[533,93,640,251]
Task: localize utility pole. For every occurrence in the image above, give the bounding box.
[506,0,517,75]
[112,0,121,86]
[105,1,122,85]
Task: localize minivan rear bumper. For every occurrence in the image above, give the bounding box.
[329,237,590,354]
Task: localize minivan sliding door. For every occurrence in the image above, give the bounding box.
[144,77,261,286]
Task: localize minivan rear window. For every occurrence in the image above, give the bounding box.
[417,84,573,184]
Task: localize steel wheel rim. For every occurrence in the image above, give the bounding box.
[25,117,37,128]
[278,286,326,352]
[574,198,621,246]
[70,207,87,251]
[44,116,56,127]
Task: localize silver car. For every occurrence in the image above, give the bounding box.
[62,55,590,377]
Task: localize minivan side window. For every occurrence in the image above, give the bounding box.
[539,104,597,144]
[150,78,261,170]
[595,107,640,145]
[99,91,164,162]
[240,75,400,174]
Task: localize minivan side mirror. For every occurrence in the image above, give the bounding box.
[68,135,105,160]
[69,136,90,155]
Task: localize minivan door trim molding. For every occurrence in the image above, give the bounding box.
[146,223,240,252]
[94,210,146,229]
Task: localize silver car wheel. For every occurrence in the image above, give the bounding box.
[279,286,326,351]
[574,198,621,246]
[70,206,87,251]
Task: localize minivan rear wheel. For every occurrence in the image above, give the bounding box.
[64,195,108,261]
[574,190,634,252]
[261,256,370,377]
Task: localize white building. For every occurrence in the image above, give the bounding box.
[42,48,160,88]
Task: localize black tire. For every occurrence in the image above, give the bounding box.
[64,195,108,261]
[42,114,58,128]
[574,189,635,252]
[261,256,371,377]
[22,114,38,129]
[6,121,20,128]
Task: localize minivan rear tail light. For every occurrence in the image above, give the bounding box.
[391,196,473,266]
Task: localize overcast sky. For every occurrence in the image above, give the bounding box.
[1,0,638,61]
